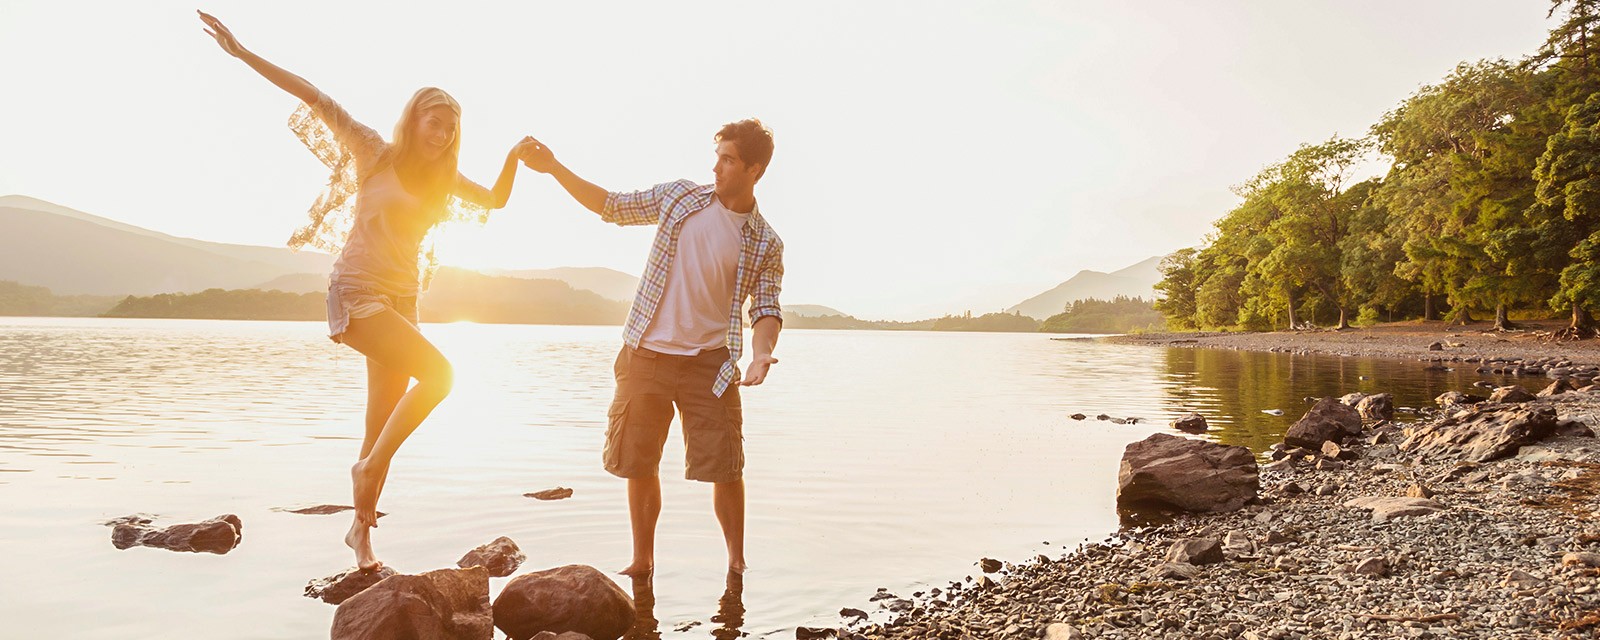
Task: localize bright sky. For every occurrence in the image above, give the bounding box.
[0,1,1559,320]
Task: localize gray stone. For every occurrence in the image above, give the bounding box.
[1166,538,1224,565]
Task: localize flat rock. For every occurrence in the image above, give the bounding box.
[276,505,387,518]
[525,487,574,501]
[1116,433,1259,514]
[331,566,492,640]
[1352,557,1391,577]
[1343,496,1445,522]
[1563,552,1600,568]
[1401,405,1558,462]
[1149,562,1201,581]
[1489,385,1536,404]
[110,514,242,554]
[306,566,401,605]
[1043,623,1085,640]
[979,558,1002,573]
[1435,391,1486,408]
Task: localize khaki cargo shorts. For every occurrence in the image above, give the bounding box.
[603,345,744,483]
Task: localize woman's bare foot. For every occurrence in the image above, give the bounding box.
[343,519,382,572]
[350,460,382,527]
[617,561,654,577]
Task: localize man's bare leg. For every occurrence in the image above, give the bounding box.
[619,475,661,576]
[714,478,746,574]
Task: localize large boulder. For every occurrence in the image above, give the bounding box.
[331,566,493,640]
[1116,433,1259,514]
[1355,393,1395,423]
[492,565,634,640]
[1401,405,1559,462]
[457,537,525,578]
[110,514,241,554]
[1283,397,1363,449]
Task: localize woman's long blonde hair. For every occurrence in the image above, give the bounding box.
[380,87,462,215]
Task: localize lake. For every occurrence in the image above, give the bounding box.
[0,318,1502,638]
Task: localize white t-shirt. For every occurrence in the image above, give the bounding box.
[639,196,751,355]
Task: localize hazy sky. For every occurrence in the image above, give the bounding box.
[0,1,1559,319]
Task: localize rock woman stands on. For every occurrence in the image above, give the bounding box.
[199,10,535,572]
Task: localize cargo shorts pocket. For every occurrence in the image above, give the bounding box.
[683,399,743,483]
[602,399,629,474]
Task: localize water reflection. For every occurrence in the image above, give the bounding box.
[1155,347,1512,452]
[627,571,745,640]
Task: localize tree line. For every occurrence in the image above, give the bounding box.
[1156,1,1600,336]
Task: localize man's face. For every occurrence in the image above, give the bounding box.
[712,140,761,198]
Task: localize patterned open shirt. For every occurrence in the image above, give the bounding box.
[603,180,785,397]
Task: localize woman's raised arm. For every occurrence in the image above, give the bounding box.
[198,10,319,105]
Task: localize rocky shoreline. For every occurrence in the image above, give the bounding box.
[825,388,1600,640]
[1100,322,1600,369]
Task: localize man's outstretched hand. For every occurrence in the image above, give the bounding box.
[739,355,778,386]
[517,136,559,174]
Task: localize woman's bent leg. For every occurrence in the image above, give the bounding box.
[334,309,454,570]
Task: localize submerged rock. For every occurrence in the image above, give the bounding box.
[525,487,574,501]
[110,514,241,554]
[1117,433,1258,514]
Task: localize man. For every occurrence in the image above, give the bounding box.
[518,119,784,576]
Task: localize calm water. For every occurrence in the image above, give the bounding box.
[0,318,1503,639]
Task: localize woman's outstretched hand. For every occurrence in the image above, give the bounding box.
[518,136,560,174]
[198,10,247,58]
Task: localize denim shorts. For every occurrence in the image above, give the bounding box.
[326,282,419,343]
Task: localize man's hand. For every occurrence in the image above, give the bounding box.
[738,355,778,386]
[518,136,559,174]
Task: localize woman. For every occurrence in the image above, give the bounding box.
[200,11,532,571]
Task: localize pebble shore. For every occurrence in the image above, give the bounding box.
[824,391,1600,640]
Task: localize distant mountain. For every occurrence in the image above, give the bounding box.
[107,267,630,325]
[486,267,640,302]
[253,272,328,294]
[785,304,849,318]
[1007,255,1165,319]
[0,195,332,296]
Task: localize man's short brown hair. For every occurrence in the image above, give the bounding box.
[715,119,774,179]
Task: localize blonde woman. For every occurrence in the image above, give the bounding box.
[200,11,532,571]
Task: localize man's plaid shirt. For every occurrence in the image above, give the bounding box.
[602,179,784,397]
